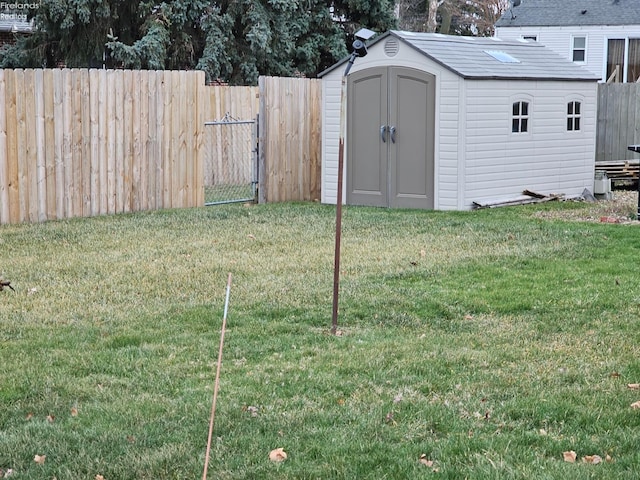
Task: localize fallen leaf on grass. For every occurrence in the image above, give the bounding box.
[246,405,260,417]
[464,314,473,320]
[627,383,640,390]
[269,448,287,463]
[70,407,78,417]
[46,415,55,423]
[3,468,15,477]
[419,454,433,467]
[95,475,105,480]
[25,413,33,421]
[563,451,577,463]
[631,401,640,409]
[33,455,46,465]
[384,412,396,425]
[582,455,602,465]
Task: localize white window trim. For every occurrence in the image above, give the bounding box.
[565,95,585,133]
[571,35,587,64]
[510,95,533,135]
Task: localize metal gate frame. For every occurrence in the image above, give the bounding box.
[203,114,259,205]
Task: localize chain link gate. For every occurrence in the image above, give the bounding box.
[204,114,258,205]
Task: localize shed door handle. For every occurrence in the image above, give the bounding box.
[380,125,387,143]
[390,126,396,143]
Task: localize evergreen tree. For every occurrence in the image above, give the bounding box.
[0,0,396,85]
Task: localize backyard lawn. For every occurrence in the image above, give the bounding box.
[1,197,640,479]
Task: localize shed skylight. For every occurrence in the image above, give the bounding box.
[484,50,521,63]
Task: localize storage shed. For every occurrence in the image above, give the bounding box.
[320,31,600,210]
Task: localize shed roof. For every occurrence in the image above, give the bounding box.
[495,0,640,28]
[320,31,599,81]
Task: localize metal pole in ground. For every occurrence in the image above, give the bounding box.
[627,145,640,219]
[331,29,375,335]
[202,273,232,480]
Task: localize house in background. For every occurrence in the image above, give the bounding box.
[320,31,599,211]
[0,9,34,48]
[494,0,640,83]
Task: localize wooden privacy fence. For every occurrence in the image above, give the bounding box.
[0,70,322,225]
[0,69,206,225]
[596,83,640,162]
[258,76,322,203]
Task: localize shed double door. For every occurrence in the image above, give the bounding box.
[347,67,435,209]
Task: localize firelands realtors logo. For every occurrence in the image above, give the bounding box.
[0,2,39,21]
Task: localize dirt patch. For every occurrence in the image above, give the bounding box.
[533,190,639,224]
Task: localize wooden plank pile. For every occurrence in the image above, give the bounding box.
[473,190,565,209]
[595,160,639,185]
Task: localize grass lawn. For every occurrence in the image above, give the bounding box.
[1,200,640,479]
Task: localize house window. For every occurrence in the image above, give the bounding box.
[567,101,581,131]
[572,36,586,62]
[512,101,529,133]
[607,38,640,82]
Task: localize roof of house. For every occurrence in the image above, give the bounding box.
[320,31,599,81]
[495,0,640,28]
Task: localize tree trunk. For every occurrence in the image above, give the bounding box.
[439,6,452,34]
[427,0,439,32]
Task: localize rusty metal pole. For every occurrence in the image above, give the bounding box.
[331,54,357,335]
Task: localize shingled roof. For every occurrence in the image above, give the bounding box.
[321,31,599,82]
[495,0,640,28]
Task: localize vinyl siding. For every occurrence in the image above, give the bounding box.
[495,25,640,82]
[462,80,597,207]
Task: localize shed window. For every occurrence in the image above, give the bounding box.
[512,101,529,133]
[567,101,581,131]
[572,36,586,62]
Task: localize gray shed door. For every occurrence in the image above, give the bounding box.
[347,67,435,209]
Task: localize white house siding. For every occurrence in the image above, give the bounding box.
[321,42,463,208]
[462,79,597,208]
[495,25,640,82]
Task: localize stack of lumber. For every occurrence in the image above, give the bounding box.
[595,160,639,183]
[473,190,564,209]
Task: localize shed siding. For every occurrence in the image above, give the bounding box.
[321,76,343,204]
[495,25,640,82]
[462,80,597,207]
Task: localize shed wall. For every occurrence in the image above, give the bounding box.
[463,79,597,207]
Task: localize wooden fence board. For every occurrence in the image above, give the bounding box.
[0,70,6,223]
[89,69,100,216]
[43,69,56,221]
[0,70,7,223]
